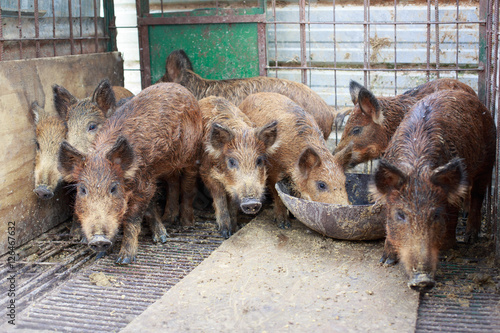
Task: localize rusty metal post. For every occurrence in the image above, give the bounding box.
[104,0,118,52]
[478,0,488,105]
[136,0,151,89]
[299,0,307,85]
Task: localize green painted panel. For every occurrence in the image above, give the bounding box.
[149,23,260,84]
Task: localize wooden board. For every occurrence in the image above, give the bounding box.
[0,52,125,255]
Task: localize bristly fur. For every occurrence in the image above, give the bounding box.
[159,49,336,140]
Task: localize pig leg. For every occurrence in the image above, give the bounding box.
[201,174,234,238]
[270,184,291,229]
[144,198,168,243]
[179,165,198,227]
[229,197,239,233]
[116,216,142,265]
[163,174,180,226]
[70,216,86,243]
[441,205,459,250]
[465,178,489,243]
[379,238,398,266]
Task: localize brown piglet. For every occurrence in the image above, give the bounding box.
[239,93,352,229]
[58,83,203,264]
[334,79,477,168]
[370,90,496,291]
[198,96,278,238]
[159,49,336,140]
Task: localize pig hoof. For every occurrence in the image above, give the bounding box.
[464,232,478,244]
[115,255,136,265]
[278,221,291,229]
[95,251,107,259]
[159,234,168,243]
[152,231,169,244]
[80,235,88,244]
[379,254,398,266]
[220,229,232,239]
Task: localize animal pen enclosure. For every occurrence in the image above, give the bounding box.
[136,0,500,256]
[0,0,499,331]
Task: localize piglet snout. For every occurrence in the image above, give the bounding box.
[34,185,54,200]
[240,198,262,215]
[88,235,112,253]
[408,273,436,292]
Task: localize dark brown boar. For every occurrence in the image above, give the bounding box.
[198,96,278,238]
[159,49,336,140]
[58,83,203,264]
[370,90,496,291]
[30,102,67,200]
[334,79,477,168]
[239,93,352,229]
[53,79,134,153]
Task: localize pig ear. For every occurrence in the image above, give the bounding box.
[92,79,116,118]
[373,159,407,197]
[257,120,278,152]
[106,136,135,176]
[430,157,468,206]
[209,123,234,151]
[53,84,77,119]
[358,88,384,125]
[30,101,45,124]
[334,107,352,128]
[58,141,85,182]
[349,80,364,105]
[333,142,353,171]
[298,147,321,178]
[165,49,193,83]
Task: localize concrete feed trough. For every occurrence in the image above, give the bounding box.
[276,173,386,240]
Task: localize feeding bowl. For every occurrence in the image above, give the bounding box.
[275,173,386,240]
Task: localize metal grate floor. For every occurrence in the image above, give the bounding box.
[1,217,223,332]
[416,243,500,332]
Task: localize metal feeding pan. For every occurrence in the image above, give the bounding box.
[275,173,386,240]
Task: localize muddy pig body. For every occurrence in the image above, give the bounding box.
[371,90,496,291]
[30,102,67,199]
[58,83,203,264]
[239,93,352,228]
[53,80,134,154]
[199,96,278,238]
[334,79,477,168]
[159,49,336,140]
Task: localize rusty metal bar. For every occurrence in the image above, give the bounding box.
[52,0,56,56]
[257,22,267,76]
[272,0,278,78]
[68,0,75,55]
[478,0,488,105]
[435,0,440,79]
[333,0,337,109]
[0,37,110,43]
[17,0,23,58]
[137,14,266,26]
[0,7,3,61]
[492,0,500,263]
[426,0,431,81]
[263,20,484,25]
[299,0,307,84]
[265,66,483,72]
[79,0,83,53]
[34,0,40,58]
[94,0,98,52]
[363,0,369,87]
[394,0,397,95]
[136,0,151,89]
[455,0,459,80]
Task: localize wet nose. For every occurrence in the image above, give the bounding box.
[34,186,54,200]
[88,235,112,253]
[408,273,436,292]
[240,198,262,214]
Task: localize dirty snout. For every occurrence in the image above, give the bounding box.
[408,272,436,292]
[34,185,55,200]
[240,197,262,215]
[88,234,112,253]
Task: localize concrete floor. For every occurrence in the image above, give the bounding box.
[123,208,419,332]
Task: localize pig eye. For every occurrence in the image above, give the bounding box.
[110,183,119,195]
[350,126,362,136]
[35,140,40,151]
[432,208,444,221]
[316,181,328,191]
[79,185,87,196]
[227,157,238,169]
[395,210,406,222]
[87,122,98,132]
[256,156,264,167]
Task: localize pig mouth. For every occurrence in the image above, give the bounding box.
[240,198,263,215]
[408,272,436,292]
